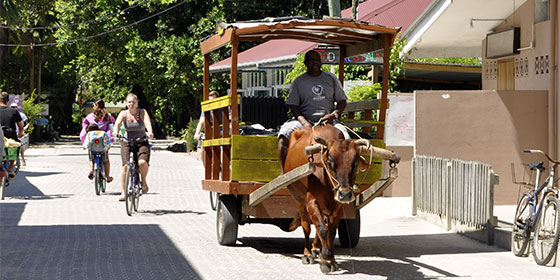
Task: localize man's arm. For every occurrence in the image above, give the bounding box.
[290,105,312,128]
[16,121,24,138]
[319,100,346,124]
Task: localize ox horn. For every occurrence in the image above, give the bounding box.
[313,136,328,147]
[354,139,370,148]
[305,144,324,155]
[359,145,401,164]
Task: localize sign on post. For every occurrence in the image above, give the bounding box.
[314,48,384,65]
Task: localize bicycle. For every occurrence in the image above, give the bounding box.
[88,137,107,195]
[119,135,149,216]
[511,149,560,265]
[1,146,21,200]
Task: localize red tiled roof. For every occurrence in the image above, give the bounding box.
[211,0,432,69]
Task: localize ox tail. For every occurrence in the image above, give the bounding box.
[289,212,302,231]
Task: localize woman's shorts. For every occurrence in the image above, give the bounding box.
[120,140,150,165]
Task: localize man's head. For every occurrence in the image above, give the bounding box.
[10,102,18,109]
[209,91,218,100]
[304,50,322,77]
[0,91,9,105]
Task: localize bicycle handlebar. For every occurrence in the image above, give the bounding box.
[524,149,560,165]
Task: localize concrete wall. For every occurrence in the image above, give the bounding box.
[383,146,413,197]
[415,90,548,205]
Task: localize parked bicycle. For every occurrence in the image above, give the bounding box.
[119,135,149,216]
[1,146,21,200]
[511,149,560,265]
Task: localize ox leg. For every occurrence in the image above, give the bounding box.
[301,216,315,264]
[306,204,337,274]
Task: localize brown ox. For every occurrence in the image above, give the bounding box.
[284,124,369,274]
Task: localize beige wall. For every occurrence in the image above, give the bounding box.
[415,90,548,205]
[482,0,559,162]
[383,146,413,197]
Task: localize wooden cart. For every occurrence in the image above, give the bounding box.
[200,18,400,246]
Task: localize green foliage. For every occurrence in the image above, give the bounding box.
[347,83,382,102]
[21,92,46,135]
[180,119,199,152]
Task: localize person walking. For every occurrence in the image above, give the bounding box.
[0,92,23,178]
[11,102,29,166]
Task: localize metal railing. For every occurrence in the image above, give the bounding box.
[412,155,499,243]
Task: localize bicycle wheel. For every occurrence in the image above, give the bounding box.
[94,166,101,196]
[1,175,6,200]
[512,192,532,256]
[133,174,140,212]
[100,160,106,193]
[125,165,134,216]
[533,196,560,265]
[209,191,218,211]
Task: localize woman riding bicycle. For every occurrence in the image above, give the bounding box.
[80,98,115,180]
[112,93,154,202]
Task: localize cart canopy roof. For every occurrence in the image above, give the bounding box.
[200,17,401,57]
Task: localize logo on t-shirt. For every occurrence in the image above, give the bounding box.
[312,85,325,101]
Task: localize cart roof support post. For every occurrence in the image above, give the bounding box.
[377,33,395,140]
[230,35,240,135]
[203,53,212,180]
[338,44,345,86]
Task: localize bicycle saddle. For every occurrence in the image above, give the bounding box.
[528,161,545,171]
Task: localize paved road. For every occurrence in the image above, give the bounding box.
[1,139,559,279]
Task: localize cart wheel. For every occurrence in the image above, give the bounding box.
[217,195,239,246]
[338,209,360,248]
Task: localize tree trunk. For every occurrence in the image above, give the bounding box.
[37,46,43,96]
[327,0,341,17]
[352,0,358,20]
[29,41,35,94]
[0,20,7,67]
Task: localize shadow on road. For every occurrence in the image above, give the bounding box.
[239,231,505,278]
[2,170,72,200]
[0,203,201,280]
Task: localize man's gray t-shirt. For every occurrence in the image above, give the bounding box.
[286,71,347,122]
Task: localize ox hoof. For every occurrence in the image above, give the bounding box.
[301,255,315,264]
[311,249,320,259]
[320,261,338,274]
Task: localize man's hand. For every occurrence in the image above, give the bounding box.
[319,112,337,124]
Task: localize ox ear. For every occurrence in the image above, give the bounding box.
[358,155,369,172]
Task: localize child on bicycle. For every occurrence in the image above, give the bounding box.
[83,123,113,183]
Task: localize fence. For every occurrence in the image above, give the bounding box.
[412,155,499,244]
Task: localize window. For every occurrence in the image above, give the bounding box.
[535,0,550,23]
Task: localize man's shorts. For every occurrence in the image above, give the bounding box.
[278,119,350,140]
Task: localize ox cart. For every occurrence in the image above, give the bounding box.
[200,18,401,248]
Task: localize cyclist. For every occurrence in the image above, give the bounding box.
[80,98,115,179]
[83,123,112,183]
[112,93,154,202]
[0,92,23,178]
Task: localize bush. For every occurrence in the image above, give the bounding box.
[180,119,199,152]
[22,93,46,136]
